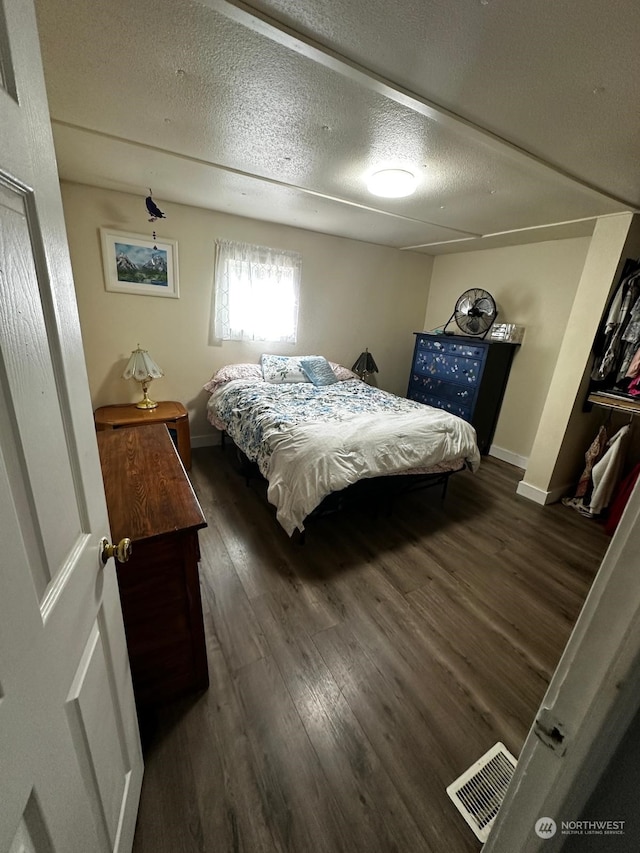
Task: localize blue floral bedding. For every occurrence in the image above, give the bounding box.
[209,378,430,477]
[207,377,481,534]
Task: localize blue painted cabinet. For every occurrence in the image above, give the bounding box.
[407,332,518,454]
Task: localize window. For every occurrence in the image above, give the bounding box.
[210,240,301,343]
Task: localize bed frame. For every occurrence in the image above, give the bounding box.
[221,432,465,540]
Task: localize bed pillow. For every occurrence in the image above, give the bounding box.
[261,354,311,384]
[203,362,263,394]
[300,355,339,386]
[328,361,359,382]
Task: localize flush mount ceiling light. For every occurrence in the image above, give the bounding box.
[367,168,418,198]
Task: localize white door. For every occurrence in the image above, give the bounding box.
[0,1,143,852]
[481,476,640,851]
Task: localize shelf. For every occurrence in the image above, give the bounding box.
[588,392,640,416]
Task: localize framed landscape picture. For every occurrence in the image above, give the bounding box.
[100,229,179,298]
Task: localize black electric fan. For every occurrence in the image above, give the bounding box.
[443,288,498,338]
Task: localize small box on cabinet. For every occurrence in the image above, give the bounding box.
[489,323,525,344]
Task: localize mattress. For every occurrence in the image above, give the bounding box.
[207,377,480,534]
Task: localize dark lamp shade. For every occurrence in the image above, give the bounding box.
[352,349,378,379]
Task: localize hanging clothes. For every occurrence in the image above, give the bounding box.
[562,424,609,514]
[575,425,608,499]
[584,424,631,517]
[616,293,640,382]
[591,268,640,384]
[628,374,640,397]
[604,462,640,535]
[624,346,640,381]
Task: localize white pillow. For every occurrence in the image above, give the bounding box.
[261,354,310,384]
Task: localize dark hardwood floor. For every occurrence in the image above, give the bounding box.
[131,446,610,853]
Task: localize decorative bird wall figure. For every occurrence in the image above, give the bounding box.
[145,189,166,222]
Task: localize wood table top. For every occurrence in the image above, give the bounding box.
[97,424,206,543]
[94,400,187,426]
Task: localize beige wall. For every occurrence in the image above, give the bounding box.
[60,183,433,442]
[423,238,592,462]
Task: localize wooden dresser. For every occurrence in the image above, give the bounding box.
[407,332,518,455]
[97,423,209,712]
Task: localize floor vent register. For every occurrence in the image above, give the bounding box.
[446,742,517,842]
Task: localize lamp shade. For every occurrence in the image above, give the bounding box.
[122,346,164,383]
[352,348,378,380]
[123,346,164,409]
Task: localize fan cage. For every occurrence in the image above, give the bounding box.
[443,288,498,338]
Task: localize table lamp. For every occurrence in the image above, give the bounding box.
[122,345,164,409]
[352,348,378,382]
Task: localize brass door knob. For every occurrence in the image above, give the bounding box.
[100,537,132,565]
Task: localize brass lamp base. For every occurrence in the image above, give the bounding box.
[136,397,158,409]
[136,382,158,409]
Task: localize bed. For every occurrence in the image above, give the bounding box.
[205,355,481,535]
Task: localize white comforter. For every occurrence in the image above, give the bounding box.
[208,378,480,535]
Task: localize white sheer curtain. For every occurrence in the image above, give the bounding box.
[210,240,301,343]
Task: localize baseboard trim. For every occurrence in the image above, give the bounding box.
[516,480,549,505]
[516,480,573,505]
[488,445,528,470]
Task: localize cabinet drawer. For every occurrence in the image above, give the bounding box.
[414,350,483,386]
[409,374,476,405]
[416,335,486,360]
[407,386,472,421]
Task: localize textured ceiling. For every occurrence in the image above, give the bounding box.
[34,0,639,253]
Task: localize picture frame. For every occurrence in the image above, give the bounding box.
[100,228,179,298]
